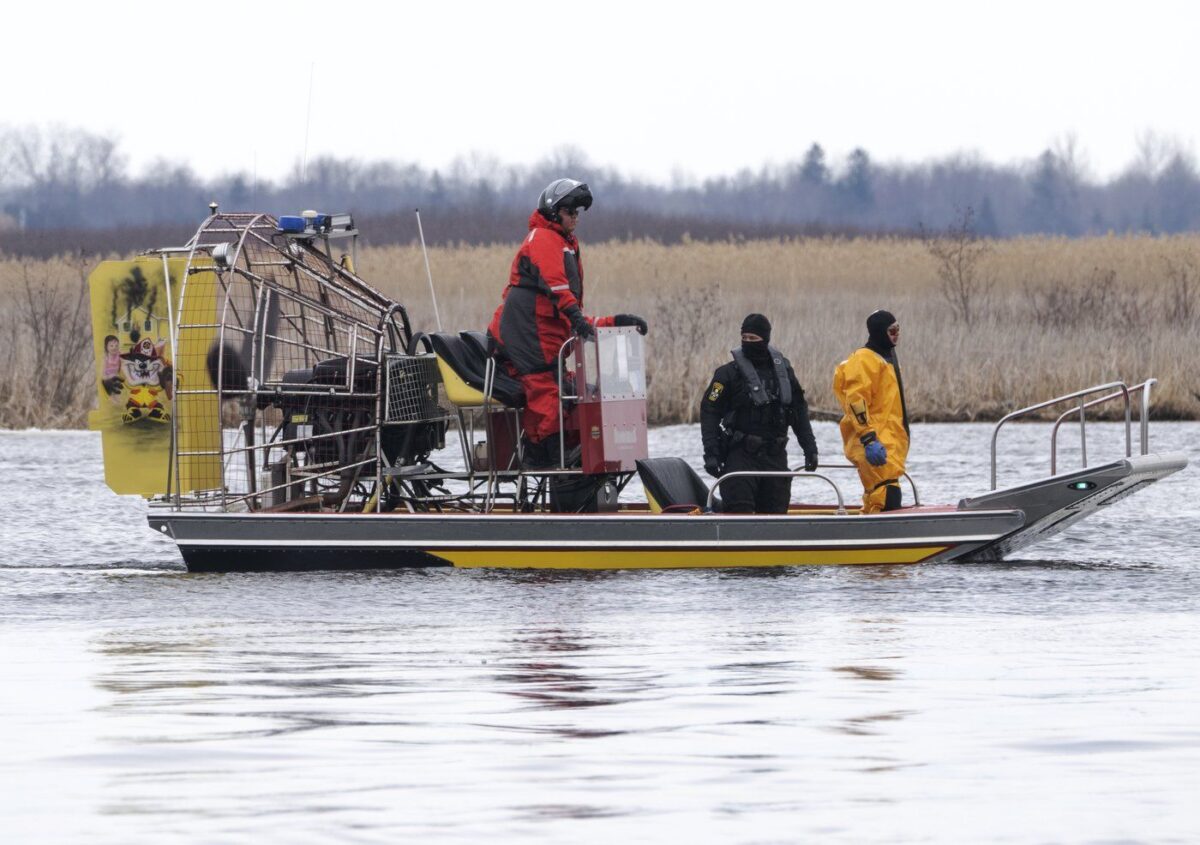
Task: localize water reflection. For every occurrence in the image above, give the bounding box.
[492,628,622,712]
[91,626,433,744]
[832,665,901,681]
[834,710,914,737]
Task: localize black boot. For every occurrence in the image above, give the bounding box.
[521,433,559,469]
[521,432,582,469]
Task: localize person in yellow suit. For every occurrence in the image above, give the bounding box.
[832,310,910,513]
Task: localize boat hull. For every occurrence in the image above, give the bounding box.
[958,452,1188,560]
[149,509,1025,572]
[147,451,1186,572]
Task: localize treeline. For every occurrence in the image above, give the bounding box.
[3,125,1200,256]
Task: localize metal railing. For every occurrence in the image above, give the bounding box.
[556,335,582,470]
[1049,379,1155,476]
[708,471,848,514]
[989,379,1156,490]
[805,462,921,507]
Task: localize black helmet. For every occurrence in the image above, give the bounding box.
[537,178,593,221]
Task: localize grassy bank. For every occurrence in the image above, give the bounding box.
[2,234,1197,428]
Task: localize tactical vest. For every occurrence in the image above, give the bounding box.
[730,346,791,406]
[725,346,792,436]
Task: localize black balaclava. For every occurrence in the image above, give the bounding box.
[741,313,772,362]
[862,309,909,434]
[865,309,896,361]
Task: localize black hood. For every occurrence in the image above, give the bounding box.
[865,309,896,360]
[740,313,773,362]
[862,309,908,434]
[741,313,771,343]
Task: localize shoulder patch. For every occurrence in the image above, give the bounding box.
[707,381,724,402]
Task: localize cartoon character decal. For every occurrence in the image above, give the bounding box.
[96,266,176,425]
[101,334,125,405]
[118,337,174,423]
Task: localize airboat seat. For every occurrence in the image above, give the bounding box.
[460,331,527,409]
[429,332,524,409]
[459,331,492,361]
[636,457,719,514]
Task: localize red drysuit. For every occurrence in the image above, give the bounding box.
[488,211,614,443]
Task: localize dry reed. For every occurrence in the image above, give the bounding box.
[2,234,1197,429]
[359,234,1200,422]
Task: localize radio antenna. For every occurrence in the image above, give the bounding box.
[301,62,315,182]
[415,209,443,332]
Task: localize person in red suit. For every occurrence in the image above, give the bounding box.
[488,178,648,466]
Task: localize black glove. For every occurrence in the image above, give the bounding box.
[703,455,723,478]
[613,314,649,335]
[568,309,595,340]
[804,452,818,472]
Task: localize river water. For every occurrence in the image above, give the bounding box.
[1,424,1197,843]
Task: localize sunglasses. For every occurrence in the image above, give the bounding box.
[560,207,583,217]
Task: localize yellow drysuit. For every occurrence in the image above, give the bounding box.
[832,348,909,513]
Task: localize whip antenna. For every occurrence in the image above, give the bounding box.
[301,62,315,181]
[415,208,443,332]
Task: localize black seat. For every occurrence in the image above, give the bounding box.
[429,332,525,408]
[462,331,525,408]
[636,457,719,513]
[430,332,484,385]
[460,330,491,360]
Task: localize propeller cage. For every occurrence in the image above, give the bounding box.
[167,212,446,511]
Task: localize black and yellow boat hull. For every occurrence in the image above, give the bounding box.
[148,452,1186,572]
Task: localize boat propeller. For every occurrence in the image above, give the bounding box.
[204,291,281,503]
[204,290,282,398]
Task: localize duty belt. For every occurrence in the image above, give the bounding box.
[731,432,788,455]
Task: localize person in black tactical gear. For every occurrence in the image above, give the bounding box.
[700,313,819,514]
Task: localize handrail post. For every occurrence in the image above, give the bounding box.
[1141,379,1155,455]
[990,426,1001,490]
[1079,403,1088,469]
[1123,386,1132,458]
[1050,421,1059,476]
[556,336,581,470]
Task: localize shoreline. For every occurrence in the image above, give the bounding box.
[6,414,1196,435]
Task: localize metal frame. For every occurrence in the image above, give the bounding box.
[990,379,1156,490]
[806,462,921,507]
[162,212,408,514]
[556,335,581,470]
[708,471,848,514]
[1049,379,1155,475]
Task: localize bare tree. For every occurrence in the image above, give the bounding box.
[922,206,993,326]
[5,123,1200,245]
[21,259,94,417]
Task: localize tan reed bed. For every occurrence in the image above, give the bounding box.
[359,234,1200,422]
[1,235,1197,429]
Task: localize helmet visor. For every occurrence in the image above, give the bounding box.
[556,184,593,212]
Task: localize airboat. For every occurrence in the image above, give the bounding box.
[87,210,1187,571]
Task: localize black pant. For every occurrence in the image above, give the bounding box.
[720,444,790,514]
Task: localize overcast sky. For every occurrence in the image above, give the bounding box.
[4,0,1197,184]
